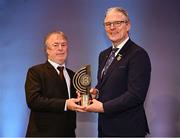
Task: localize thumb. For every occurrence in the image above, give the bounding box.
[73,98,81,102]
[92,99,97,102]
[90,88,96,94]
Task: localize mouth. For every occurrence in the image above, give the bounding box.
[56,53,64,56]
[109,31,119,35]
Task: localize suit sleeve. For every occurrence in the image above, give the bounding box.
[25,67,66,113]
[103,49,151,114]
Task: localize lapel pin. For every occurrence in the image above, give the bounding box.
[117,54,122,61]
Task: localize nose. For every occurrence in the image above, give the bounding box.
[59,45,63,49]
[110,23,115,29]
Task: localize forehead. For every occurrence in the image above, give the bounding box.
[47,33,67,43]
[104,10,126,22]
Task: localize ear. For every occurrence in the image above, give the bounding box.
[126,21,131,32]
[46,47,50,55]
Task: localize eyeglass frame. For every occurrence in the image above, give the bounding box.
[49,42,68,49]
[104,20,128,28]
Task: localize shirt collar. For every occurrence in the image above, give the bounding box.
[48,59,65,69]
[112,37,129,56]
[112,37,129,50]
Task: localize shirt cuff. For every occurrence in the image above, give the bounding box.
[64,100,67,111]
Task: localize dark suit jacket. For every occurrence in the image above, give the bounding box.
[25,61,76,137]
[96,39,151,137]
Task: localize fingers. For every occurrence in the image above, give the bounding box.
[72,97,81,103]
[67,98,87,112]
[90,88,96,94]
[76,91,81,98]
[73,104,87,112]
[67,98,102,112]
[75,104,86,109]
[90,88,98,99]
[90,88,94,93]
[83,99,104,113]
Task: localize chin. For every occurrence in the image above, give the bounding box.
[109,36,117,40]
[110,39,119,43]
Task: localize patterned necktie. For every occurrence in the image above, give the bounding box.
[57,66,68,98]
[102,48,118,76]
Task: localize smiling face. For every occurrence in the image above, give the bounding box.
[45,32,68,65]
[104,8,131,46]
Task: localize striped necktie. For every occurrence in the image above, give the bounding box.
[102,48,118,76]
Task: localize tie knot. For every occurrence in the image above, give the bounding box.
[57,66,64,72]
[112,48,118,53]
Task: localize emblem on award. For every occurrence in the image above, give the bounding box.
[73,65,91,106]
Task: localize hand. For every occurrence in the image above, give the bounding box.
[90,88,99,99]
[76,88,98,99]
[84,99,104,113]
[76,90,81,98]
[66,98,86,112]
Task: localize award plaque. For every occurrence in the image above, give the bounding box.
[73,65,91,106]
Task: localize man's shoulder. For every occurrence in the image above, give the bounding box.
[28,62,48,71]
[100,47,111,55]
[127,40,149,54]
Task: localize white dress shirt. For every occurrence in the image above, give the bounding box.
[113,37,129,56]
[48,59,71,98]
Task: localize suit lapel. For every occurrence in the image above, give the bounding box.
[45,61,60,84]
[99,40,132,88]
[99,48,112,76]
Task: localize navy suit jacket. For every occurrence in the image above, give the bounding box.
[96,39,151,136]
[25,61,76,137]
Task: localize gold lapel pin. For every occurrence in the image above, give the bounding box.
[117,54,122,61]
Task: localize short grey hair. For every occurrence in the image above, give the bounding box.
[105,7,130,22]
[44,31,68,48]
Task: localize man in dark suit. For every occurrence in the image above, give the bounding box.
[25,31,84,137]
[84,7,151,137]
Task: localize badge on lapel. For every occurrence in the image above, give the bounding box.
[117,54,122,61]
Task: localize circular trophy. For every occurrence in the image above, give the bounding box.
[73,65,91,106]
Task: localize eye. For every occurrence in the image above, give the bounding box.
[53,44,58,47]
[104,22,111,27]
[115,21,122,25]
[52,43,59,47]
[61,43,67,47]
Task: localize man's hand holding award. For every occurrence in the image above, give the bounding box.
[73,65,104,113]
[73,65,92,106]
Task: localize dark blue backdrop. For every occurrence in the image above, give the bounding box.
[0,0,180,137]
